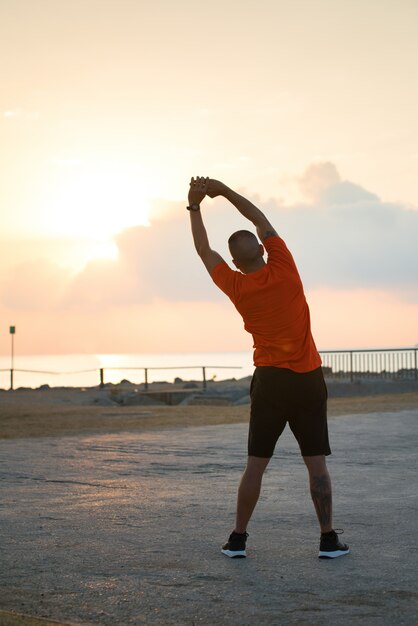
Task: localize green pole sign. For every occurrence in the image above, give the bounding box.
[9,325,16,390]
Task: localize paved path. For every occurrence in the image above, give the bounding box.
[1,411,417,625]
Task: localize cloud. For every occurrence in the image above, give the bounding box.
[279,164,418,294]
[297,161,341,203]
[0,259,71,310]
[60,212,224,310]
[297,161,380,206]
[1,163,417,315]
[64,172,418,309]
[322,180,379,206]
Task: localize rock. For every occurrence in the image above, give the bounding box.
[200,385,250,403]
[122,393,165,406]
[92,397,118,406]
[179,394,199,406]
[234,395,250,405]
[183,382,199,389]
[183,395,231,406]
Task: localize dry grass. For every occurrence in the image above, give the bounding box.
[0,391,417,440]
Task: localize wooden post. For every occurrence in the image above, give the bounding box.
[202,366,207,390]
[100,368,104,388]
[144,368,149,390]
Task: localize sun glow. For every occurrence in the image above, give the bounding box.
[83,238,120,263]
[44,162,151,239]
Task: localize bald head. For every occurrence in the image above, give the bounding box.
[228,230,264,268]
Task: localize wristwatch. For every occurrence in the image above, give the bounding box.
[187,204,200,211]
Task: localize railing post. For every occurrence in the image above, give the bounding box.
[350,351,353,383]
[144,368,149,390]
[100,368,104,388]
[10,368,14,391]
[202,366,207,390]
[414,349,417,381]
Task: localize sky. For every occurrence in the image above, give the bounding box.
[1,0,417,356]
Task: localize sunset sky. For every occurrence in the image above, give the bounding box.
[1,0,417,356]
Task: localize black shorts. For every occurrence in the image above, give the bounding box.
[248,366,331,458]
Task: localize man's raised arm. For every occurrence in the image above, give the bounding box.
[207,179,277,242]
[188,176,224,274]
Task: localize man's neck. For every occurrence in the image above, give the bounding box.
[242,258,266,274]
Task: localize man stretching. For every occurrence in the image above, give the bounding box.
[187,176,349,559]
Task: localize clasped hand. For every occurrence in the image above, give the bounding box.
[188,176,209,205]
[188,177,228,205]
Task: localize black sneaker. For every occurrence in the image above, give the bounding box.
[221,531,248,558]
[319,529,349,559]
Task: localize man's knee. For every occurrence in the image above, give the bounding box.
[245,455,270,478]
[303,454,327,476]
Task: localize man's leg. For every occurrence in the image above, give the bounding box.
[221,456,270,557]
[303,454,350,558]
[303,455,332,533]
[234,455,271,533]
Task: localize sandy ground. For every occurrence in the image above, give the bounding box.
[1,388,418,440]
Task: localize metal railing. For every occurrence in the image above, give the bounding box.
[1,348,417,390]
[319,348,418,382]
[97,365,242,390]
[0,365,242,391]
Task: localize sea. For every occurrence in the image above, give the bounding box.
[0,351,255,390]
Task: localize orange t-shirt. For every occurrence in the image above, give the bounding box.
[211,235,321,373]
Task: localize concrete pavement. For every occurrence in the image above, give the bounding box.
[0,410,417,625]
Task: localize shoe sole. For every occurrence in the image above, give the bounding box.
[221,548,246,558]
[319,548,350,559]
